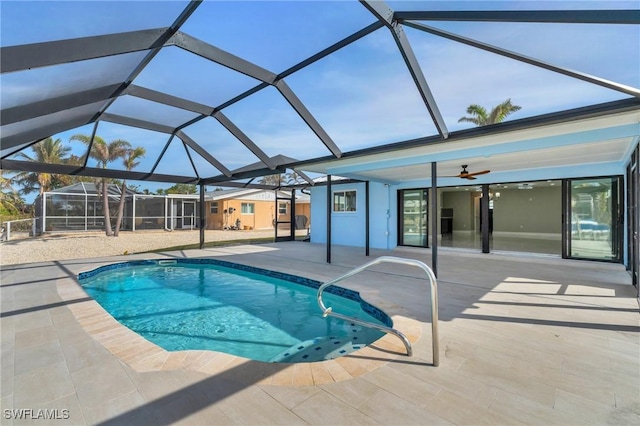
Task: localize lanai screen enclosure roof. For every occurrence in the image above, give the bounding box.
[1,1,639,189]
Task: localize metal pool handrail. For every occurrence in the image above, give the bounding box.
[317,256,439,366]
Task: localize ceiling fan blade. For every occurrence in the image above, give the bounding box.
[463,175,477,180]
[467,169,490,177]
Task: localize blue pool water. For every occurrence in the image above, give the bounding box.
[79,259,389,363]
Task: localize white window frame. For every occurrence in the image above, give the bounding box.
[278,202,287,215]
[210,202,219,214]
[333,190,357,212]
[241,202,255,214]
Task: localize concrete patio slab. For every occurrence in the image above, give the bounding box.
[1,242,638,425]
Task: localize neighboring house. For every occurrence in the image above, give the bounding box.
[35,184,312,234]
[205,188,311,231]
[34,183,201,233]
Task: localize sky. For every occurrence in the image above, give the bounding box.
[1,0,638,202]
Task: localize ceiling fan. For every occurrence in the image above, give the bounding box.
[447,165,491,180]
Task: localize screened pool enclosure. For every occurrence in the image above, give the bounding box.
[35,183,200,233]
[1,1,638,285]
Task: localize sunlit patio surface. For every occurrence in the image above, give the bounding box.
[1,242,638,425]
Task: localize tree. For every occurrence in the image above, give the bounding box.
[258,172,304,186]
[284,171,304,185]
[458,98,522,126]
[113,147,146,237]
[258,174,282,186]
[14,137,73,196]
[158,184,197,195]
[71,134,132,236]
[0,172,27,216]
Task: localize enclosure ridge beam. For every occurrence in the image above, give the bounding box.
[169,31,278,84]
[213,111,277,170]
[202,166,287,185]
[175,130,232,177]
[181,137,201,180]
[1,84,122,126]
[1,114,96,152]
[148,134,177,176]
[293,169,315,185]
[275,80,343,158]
[278,21,385,79]
[90,1,202,127]
[0,159,198,184]
[1,28,169,74]
[359,0,395,27]
[404,21,640,99]
[125,85,215,115]
[360,0,449,139]
[99,113,175,134]
[214,22,384,110]
[216,83,271,112]
[392,22,449,138]
[393,9,640,24]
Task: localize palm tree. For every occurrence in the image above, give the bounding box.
[0,171,26,216]
[258,174,283,186]
[458,98,522,126]
[71,134,132,236]
[113,147,146,236]
[284,171,304,185]
[14,137,72,196]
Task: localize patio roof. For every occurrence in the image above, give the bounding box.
[1,1,639,189]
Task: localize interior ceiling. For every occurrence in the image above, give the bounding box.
[1,1,639,190]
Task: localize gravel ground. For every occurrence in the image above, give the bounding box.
[0,229,282,266]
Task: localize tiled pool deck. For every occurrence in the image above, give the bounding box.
[1,242,639,425]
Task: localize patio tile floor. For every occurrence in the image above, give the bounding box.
[1,242,638,425]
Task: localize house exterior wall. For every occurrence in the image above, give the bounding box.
[206,199,311,230]
[310,182,395,249]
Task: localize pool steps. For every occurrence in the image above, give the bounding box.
[268,325,371,363]
[317,255,439,366]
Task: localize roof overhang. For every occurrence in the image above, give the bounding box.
[299,100,640,185]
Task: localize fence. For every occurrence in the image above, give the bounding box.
[0,218,37,242]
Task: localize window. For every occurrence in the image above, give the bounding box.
[278,202,287,215]
[333,190,357,212]
[210,202,218,214]
[241,203,255,214]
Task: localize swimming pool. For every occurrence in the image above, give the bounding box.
[78,259,390,363]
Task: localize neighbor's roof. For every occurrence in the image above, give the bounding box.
[1,1,638,190]
[42,182,138,197]
[206,188,310,202]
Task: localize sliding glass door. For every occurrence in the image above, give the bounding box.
[568,177,622,261]
[627,145,639,291]
[399,189,428,247]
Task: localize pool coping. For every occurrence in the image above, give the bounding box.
[57,258,424,386]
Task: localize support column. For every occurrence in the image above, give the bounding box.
[199,184,205,249]
[365,181,370,256]
[327,175,332,264]
[290,189,296,240]
[482,184,490,253]
[431,162,438,278]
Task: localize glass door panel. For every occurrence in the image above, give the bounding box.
[627,146,639,290]
[569,177,620,261]
[400,189,428,247]
[182,201,196,229]
[439,187,482,251]
[490,181,562,255]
